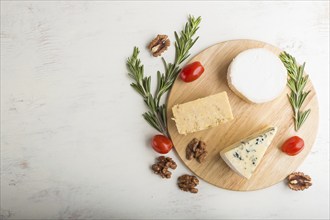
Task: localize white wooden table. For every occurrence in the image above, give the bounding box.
[1,1,329,219]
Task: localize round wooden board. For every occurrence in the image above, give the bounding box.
[166,39,319,191]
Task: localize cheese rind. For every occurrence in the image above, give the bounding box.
[172,92,234,135]
[220,127,277,179]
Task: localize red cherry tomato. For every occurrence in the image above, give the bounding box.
[281,136,304,156]
[180,61,205,82]
[151,135,173,154]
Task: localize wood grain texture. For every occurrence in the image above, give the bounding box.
[167,39,319,191]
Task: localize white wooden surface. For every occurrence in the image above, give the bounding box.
[1,1,329,219]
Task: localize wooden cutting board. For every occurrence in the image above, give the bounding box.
[166,39,319,191]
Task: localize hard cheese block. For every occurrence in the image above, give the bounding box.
[220,127,277,179]
[172,91,234,135]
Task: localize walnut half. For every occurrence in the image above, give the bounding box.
[148,35,170,57]
[151,156,177,179]
[178,174,199,193]
[287,172,312,191]
[186,138,208,163]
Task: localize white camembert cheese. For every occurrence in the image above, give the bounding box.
[220,127,277,179]
[172,92,234,135]
[227,48,287,103]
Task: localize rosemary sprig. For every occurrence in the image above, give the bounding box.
[127,16,201,137]
[279,51,311,131]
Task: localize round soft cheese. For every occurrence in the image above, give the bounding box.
[227,48,287,104]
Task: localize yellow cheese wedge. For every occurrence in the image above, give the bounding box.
[172,91,234,135]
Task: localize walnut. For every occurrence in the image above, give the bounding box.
[186,138,199,160]
[197,151,208,163]
[287,172,312,191]
[151,156,177,179]
[148,35,170,57]
[178,174,199,193]
[186,138,208,163]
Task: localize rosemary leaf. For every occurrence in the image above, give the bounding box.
[130,83,145,97]
[297,109,311,130]
[287,79,297,94]
[298,91,311,109]
[143,112,162,133]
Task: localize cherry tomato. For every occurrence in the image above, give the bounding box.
[151,135,173,154]
[180,61,205,82]
[281,136,304,156]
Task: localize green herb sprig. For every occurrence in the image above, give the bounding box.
[126,16,201,136]
[279,51,311,131]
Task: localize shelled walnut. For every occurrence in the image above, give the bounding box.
[287,172,312,191]
[186,138,208,163]
[178,174,199,193]
[151,156,177,179]
[148,34,170,57]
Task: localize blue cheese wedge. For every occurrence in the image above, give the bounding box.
[220,127,277,179]
[172,92,234,135]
